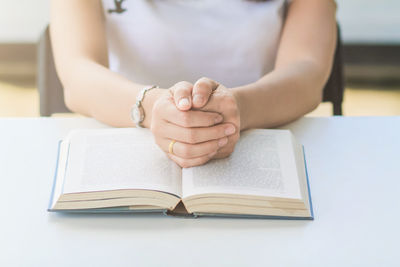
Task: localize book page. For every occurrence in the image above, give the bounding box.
[62,128,182,197]
[182,129,302,199]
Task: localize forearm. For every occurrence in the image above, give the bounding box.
[233,0,336,130]
[60,59,163,127]
[50,0,163,128]
[233,60,326,130]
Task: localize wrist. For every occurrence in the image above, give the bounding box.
[231,85,249,131]
[140,88,165,128]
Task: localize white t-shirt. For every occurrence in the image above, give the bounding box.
[102,0,287,88]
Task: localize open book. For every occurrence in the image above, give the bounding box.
[48,128,313,219]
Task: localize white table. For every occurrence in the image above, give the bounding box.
[0,117,399,266]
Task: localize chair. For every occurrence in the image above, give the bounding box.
[37,25,344,116]
[323,25,345,115]
[37,27,70,116]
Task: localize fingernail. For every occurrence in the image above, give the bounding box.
[208,151,217,158]
[178,98,190,108]
[193,94,203,105]
[218,137,228,147]
[225,125,236,135]
[215,115,223,124]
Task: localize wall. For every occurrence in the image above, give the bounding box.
[336,0,400,44]
[0,0,49,43]
[0,0,399,44]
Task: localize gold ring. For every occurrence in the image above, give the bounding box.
[169,140,176,155]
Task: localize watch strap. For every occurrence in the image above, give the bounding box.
[132,85,158,127]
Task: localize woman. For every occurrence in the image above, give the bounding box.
[50,0,337,167]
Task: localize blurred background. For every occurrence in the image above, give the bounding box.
[0,0,399,117]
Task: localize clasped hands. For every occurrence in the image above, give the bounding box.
[149,77,241,168]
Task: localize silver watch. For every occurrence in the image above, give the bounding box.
[131,85,158,127]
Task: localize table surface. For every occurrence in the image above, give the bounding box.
[0,117,399,267]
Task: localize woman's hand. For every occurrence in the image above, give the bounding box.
[174,77,241,159]
[149,81,237,168]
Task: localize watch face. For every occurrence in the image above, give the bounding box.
[131,105,142,124]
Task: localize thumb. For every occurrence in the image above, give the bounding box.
[170,81,193,111]
[192,77,219,109]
